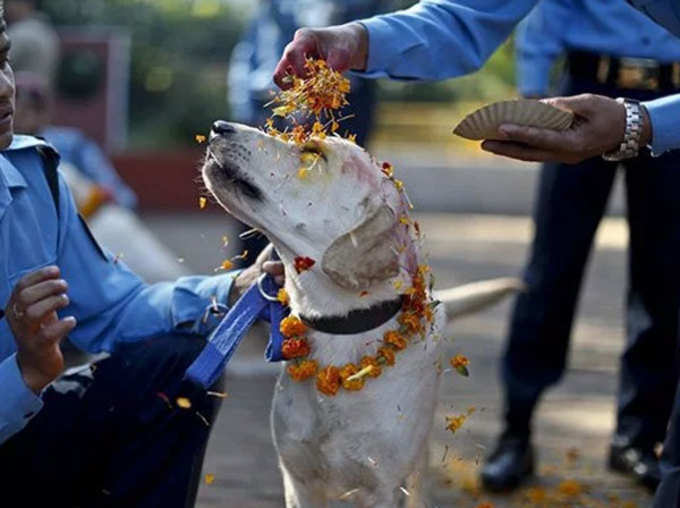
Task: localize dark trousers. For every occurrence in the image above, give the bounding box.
[654,380,680,507]
[503,76,680,449]
[0,334,223,508]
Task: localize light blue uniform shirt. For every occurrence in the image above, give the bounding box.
[0,136,236,444]
[357,0,680,154]
[516,0,680,97]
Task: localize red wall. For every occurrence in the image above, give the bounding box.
[113,149,209,210]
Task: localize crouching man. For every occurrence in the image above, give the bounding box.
[0,6,282,506]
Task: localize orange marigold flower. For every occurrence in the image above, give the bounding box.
[277,288,289,306]
[384,330,407,350]
[294,256,316,273]
[360,356,382,378]
[451,354,470,377]
[281,338,311,360]
[377,346,396,366]
[339,363,365,391]
[280,315,307,338]
[220,259,234,271]
[557,480,582,497]
[450,354,470,369]
[445,413,467,434]
[398,312,423,334]
[287,359,318,381]
[316,365,341,396]
[195,134,206,144]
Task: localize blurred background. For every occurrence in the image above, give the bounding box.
[22,0,645,506]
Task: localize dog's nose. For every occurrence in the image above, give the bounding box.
[212,120,236,136]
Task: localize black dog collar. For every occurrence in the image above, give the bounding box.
[300,296,404,335]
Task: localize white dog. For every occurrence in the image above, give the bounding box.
[202,121,521,507]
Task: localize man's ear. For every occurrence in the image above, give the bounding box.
[321,205,399,290]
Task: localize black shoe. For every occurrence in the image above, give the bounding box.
[609,443,661,492]
[481,431,534,492]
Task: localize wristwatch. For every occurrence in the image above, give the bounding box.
[602,98,643,161]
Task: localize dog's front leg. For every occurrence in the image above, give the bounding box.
[281,463,329,508]
[404,446,430,508]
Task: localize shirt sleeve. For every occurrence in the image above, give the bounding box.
[356,0,538,81]
[642,93,680,156]
[54,172,239,354]
[0,353,44,445]
[515,2,567,97]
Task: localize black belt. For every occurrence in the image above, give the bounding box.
[568,50,680,91]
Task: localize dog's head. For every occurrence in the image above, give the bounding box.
[202,121,416,312]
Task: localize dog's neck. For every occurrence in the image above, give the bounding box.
[280,250,417,321]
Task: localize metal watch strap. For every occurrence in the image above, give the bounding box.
[602,98,642,161]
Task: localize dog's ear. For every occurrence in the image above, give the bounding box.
[321,205,399,290]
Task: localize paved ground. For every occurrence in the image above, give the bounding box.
[142,211,652,508]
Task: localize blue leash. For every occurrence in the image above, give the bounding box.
[185,272,289,389]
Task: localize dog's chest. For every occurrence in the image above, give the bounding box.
[271,310,446,491]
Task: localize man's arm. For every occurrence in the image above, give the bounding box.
[643,94,680,156]
[515,2,568,97]
[274,0,538,86]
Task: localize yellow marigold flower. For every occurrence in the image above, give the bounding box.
[195,134,206,144]
[277,288,289,306]
[205,473,215,485]
[316,365,341,396]
[339,363,365,391]
[287,359,318,381]
[384,330,407,350]
[393,178,404,191]
[176,397,192,409]
[280,315,307,338]
[360,356,382,378]
[199,197,207,209]
[377,346,396,366]
[445,413,467,434]
[281,338,310,360]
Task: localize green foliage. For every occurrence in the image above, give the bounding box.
[43,0,250,148]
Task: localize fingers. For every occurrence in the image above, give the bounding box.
[497,123,574,151]
[41,316,77,341]
[254,243,275,266]
[481,140,557,162]
[13,265,60,294]
[25,294,70,323]
[263,261,285,286]
[542,93,601,117]
[17,279,68,307]
[274,29,318,88]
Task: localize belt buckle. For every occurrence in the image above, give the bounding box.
[617,57,660,90]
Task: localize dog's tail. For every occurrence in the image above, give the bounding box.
[433,277,525,320]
